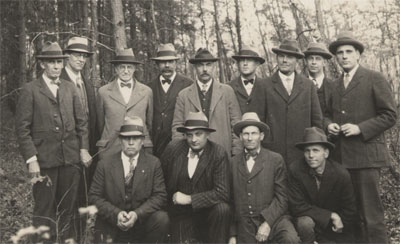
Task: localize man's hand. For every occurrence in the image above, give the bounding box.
[331,212,344,233]
[340,123,361,137]
[172,191,192,205]
[228,236,237,244]
[256,221,271,242]
[80,149,92,168]
[28,160,41,178]
[117,211,132,231]
[327,123,341,135]
[123,211,138,229]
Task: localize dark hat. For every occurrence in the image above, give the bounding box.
[177,112,216,133]
[110,48,143,64]
[233,112,270,137]
[303,42,332,59]
[272,39,304,59]
[64,36,94,55]
[36,41,68,59]
[295,127,335,150]
[151,43,179,61]
[189,48,219,64]
[232,45,265,64]
[329,31,364,54]
[119,116,145,137]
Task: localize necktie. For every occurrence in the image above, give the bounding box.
[201,84,208,95]
[125,157,136,185]
[50,80,60,86]
[244,79,254,85]
[245,151,258,161]
[284,77,292,95]
[312,79,318,88]
[162,79,172,85]
[76,77,88,114]
[343,73,350,89]
[309,169,323,190]
[121,82,132,88]
[189,150,200,159]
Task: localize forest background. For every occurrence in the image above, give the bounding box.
[0,0,399,243]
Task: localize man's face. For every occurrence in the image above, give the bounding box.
[157,60,177,79]
[121,136,144,157]
[240,125,264,151]
[66,52,88,72]
[194,62,215,83]
[115,63,136,82]
[304,144,328,170]
[185,129,209,151]
[238,58,259,77]
[277,53,297,75]
[40,59,64,80]
[306,55,325,76]
[335,45,360,72]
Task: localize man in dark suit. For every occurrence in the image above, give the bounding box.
[148,43,193,157]
[16,42,91,242]
[89,116,169,243]
[289,127,357,243]
[264,39,323,165]
[162,112,231,243]
[229,112,300,244]
[326,31,397,243]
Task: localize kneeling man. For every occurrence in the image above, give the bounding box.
[289,127,357,243]
[89,116,169,243]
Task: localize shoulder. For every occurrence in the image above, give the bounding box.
[328,159,351,179]
[141,151,161,166]
[164,139,187,155]
[261,148,285,165]
[97,152,121,170]
[176,73,194,84]
[289,158,307,175]
[98,81,113,94]
[136,81,152,92]
[177,84,194,96]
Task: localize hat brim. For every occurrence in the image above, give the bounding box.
[119,131,145,137]
[329,40,364,54]
[295,141,335,150]
[36,55,69,59]
[233,121,270,137]
[232,55,265,64]
[303,51,332,59]
[151,56,179,61]
[110,60,143,65]
[189,58,219,64]
[177,126,216,133]
[272,48,304,58]
[64,48,94,55]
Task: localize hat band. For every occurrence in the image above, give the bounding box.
[238,50,259,57]
[157,50,177,57]
[306,47,326,53]
[195,53,216,60]
[279,44,300,52]
[114,55,139,62]
[67,43,89,51]
[184,120,209,128]
[41,50,64,56]
[120,125,144,134]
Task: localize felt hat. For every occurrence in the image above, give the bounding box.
[110,48,143,64]
[151,43,179,61]
[36,41,68,59]
[64,36,94,54]
[272,39,304,59]
[232,45,265,64]
[329,31,364,54]
[233,112,270,137]
[119,116,145,137]
[303,42,332,59]
[177,112,216,133]
[189,48,219,64]
[295,127,335,150]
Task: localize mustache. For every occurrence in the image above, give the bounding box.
[162,68,173,72]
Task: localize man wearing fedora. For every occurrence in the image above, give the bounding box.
[229,46,268,124]
[89,116,169,243]
[16,41,91,242]
[97,48,153,159]
[288,127,357,243]
[303,42,334,114]
[264,39,323,166]
[148,43,193,158]
[162,112,231,243]
[229,112,300,244]
[172,48,242,156]
[326,31,397,243]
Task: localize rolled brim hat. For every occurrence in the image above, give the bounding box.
[272,39,305,59]
[295,127,335,150]
[232,45,265,64]
[36,41,69,59]
[233,112,270,137]
[64,36,94,55]
[119,116,145,137]
[151,43,180,61]
[177,112,216,133]
[303,42,333,59]
[110,48,143,64]
[329,31,364,54]
[189,48,219,64]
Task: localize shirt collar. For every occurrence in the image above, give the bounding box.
[309,73,325,88]
[278,71,295,82]
[42,73,60,86]
[160,72,177,83]
[241,76,256,85]
[118,78,134,85]
[344,64,359,81]
[187,148,204,158]
[65,65,82,85]
[244,147,261,155]
[196,79,213,92]
[121,151,139,165]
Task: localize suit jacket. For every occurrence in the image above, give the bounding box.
[16,77,89,168]
[264,72,323,165]
[230,148,288,242]
[88,150,167,241]
[161,139,230,210]
[148,73,193,157]
[171,80,242,156]
[288,159,357,231]
[96,79,153,158]
[324,66,397,168]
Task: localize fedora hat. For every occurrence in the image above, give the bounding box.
[64,36,93,55]
[232,45,265,64]
[119,116,145,137]
[295,127,335,150]
[36,41,68,59]
[329,31,364,54]
[151,43,179,61]
[233,112,270,137]
[110,48,143,64]
[189,48,219,64]
[272,39,304,59]
[303,42,332,59]
[177,112,216,133]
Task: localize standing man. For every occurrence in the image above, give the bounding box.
[16,42,91,242]
[172,48,242,156]
[326,31,397,243]
[162,112,231,243]
[289,127,357,243]
[229,45,268,123]
[149,43,193,157]
[97,48,153,158]
[265,39,323,165]
[303,42,334,114]
[229,112,300,244]
[89,116,169,243]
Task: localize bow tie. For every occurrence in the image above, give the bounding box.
[245,151,258,160]
[162,79,172,85]
[50,80,61,86]
[189,149,202,159]
[244,79,254,85]
[120,82,132,88]
[309,169,323,180]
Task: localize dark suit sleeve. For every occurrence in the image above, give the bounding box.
[96,88,105,136]
[310,83,323,129]
[72,85,89,150]
[171,92,185,140]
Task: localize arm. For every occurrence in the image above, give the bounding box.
[171,92,185,140]
[227,86,242,156]
[96,88,105,137]
[72,85,89,150]
[310,83,323,129]
[144,89,154,148]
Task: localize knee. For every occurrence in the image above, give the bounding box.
[210,202,230,217]
[151,210,170,229]
[296,216,315,233]
[281,231,301,244]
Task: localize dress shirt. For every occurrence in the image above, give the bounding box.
[309,74,325,89]
[196,79,212,94]
[344,64,359,82]
[187,148,203,179]
[278,71,295,95]
[121,152,139,177]
[65,66,83,87]
[309,163,326,190]
[241,76,255,96]
[118,78,134,104]
[244,147,260,173]
[160,72,176,93]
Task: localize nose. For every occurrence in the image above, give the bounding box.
[128,138,135,145]
[282,56,288,62]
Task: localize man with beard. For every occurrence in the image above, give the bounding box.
[148,43,193,157]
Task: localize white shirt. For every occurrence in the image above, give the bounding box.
[278,71,295,95]
[344,64,359,82]
[187,148,203,179]
[121,152,139,177]
[245,147,261,173]
[309,74,325,89]
[118,78,134,104]
[160,72,176,93]
[196,79,212,93]
[65,66,83,87]
[241,76,255,96]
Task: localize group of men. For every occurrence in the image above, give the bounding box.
[16,30,396,244]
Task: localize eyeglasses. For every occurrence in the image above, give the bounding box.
[71,52,89,59]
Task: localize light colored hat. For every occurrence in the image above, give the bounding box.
[151,43,179,61]
[272,39,305,59]
[329,31,364,54]
[295,127,335,150]
[177,112,216,133]
[232,45,265,64]
[64,36,93,54]
[110,48,143,64]
[189,48,219,64]
[36,41,68,59]
[233,112,270,137]
[119,116,145,137]
[303,42,332,59]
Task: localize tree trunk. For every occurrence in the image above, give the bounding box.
[314,0,326,40]
[82,0,89,36]
[150,0,160,43]
[234,0,242,51]
[225,0,237,53]
[198,0,209,49]
[253,0,272,76]
[212,0,225,83]
[110,0,127,49]
[90,0,101,88]
[18,0,27,87]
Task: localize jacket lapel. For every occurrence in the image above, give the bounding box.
[108,80,126,106]
[192,142,212,186]
[342,67,362,96]
[300,162,319,203]
[38,77,57,103]
[209,80,223,119]
[316,160,337,205]
[131,151,148,196]
[288,74,304,104]
[127,81,145,110]
[237,152,249,178]
[272,72,289,102]
[187,83,202,112]
[247,151,265,180]
[232,77,249,99]
[111,155,126,200]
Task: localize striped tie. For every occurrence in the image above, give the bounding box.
[125,157,136,185]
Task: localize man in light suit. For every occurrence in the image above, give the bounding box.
[229,112,300,244]
[326,31,397,243]
[149,43,193,157]
[97,48,153,158]
[16,42,91,242]
[89,116,169,243]
[172,48,242,156]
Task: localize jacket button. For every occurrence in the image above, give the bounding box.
[53,114,58,117]
[249,211,253,215]
[247,180,251,184]
[61,140,64,143]
[247,192,251,196]
[248,205,252,209]
[55,127,59,131]
[341,110,346,114]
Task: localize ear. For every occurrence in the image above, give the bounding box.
[39,61,45,69]
[324,148,329,159]
[260,132,265,141]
